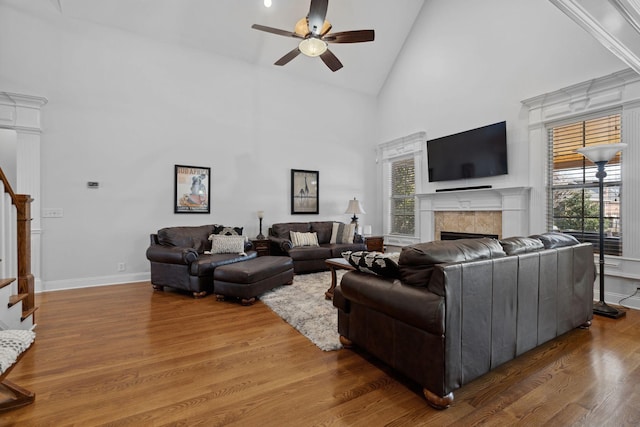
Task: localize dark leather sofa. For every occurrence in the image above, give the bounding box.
[146,224,256,298]
[333,233,594,408]
[268,221,366,274]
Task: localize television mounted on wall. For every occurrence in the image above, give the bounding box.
[427,121,508,182]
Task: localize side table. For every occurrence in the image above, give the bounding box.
[324,257,356,300]
[251,238,270,257]
[364,235,384,252]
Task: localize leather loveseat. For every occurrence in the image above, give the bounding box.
[146,224,256,298]
[333,232,594,408]
[268,221,366,274]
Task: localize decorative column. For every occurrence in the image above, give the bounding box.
[0,92,48,290]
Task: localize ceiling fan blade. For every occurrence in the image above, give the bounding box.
[324,30,375,43]
[251,24,303,39]
[320,49,343,72]
[274,48,301,66]
[308,0,329,36]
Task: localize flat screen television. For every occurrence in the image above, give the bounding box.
[427,121,508,182]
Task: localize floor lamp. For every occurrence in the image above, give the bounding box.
[576,142,627,319]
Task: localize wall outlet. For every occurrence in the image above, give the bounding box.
[117,262,126,272]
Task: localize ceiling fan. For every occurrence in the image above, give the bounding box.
[251,0,375,72]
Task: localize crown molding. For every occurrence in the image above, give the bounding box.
[550,0,640,75]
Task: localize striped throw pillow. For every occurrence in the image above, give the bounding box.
[330,222,355,244]
[290,231,319,247]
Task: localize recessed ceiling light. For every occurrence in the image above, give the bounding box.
[264,0,272,8]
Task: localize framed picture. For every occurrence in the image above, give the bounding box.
[174,165,211,214]
[291,169,319,214]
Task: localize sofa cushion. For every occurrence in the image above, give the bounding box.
[157,225,215,253]
[190,252,257,276]
[213,225,243,236]
[287,246,332,261]
[399,237,506,287]
[271,222,310,239]
[290,231,319,247]
[330,222,355,244]
[500,236,544,255]
[310,221,334,244]
[531,232,580,249]
[343,251,401,278]
[208,235,247,255]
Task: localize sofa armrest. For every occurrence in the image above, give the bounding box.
[268,236,293,254]
[339,271,444,335]
[146,244,198,265]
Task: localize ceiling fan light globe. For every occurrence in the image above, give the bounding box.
[299,38,328,57]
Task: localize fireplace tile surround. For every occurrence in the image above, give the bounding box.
[418,187,531,243]
[435,211,502,240]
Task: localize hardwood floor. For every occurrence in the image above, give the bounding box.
[2,281,640,426]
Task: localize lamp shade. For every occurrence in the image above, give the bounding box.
[344,198,366,215]
[576,143,627,163]
[298,38,328,57]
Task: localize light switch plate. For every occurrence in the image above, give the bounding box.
[42,208,63,218]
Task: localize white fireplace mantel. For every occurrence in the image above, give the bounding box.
[416,187,531,242]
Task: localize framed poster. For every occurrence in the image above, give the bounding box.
[291,169,319,214]
[174,165,210,214]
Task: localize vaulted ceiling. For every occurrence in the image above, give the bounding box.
[45,0,425,96]
[551,0,640,76]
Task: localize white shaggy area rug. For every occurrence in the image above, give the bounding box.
[260,270,346,351]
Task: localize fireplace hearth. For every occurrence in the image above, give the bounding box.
[440,231,499,240]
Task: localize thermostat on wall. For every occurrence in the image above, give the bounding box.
[87,181,99,189]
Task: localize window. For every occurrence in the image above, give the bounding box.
[390,157,415,235]
[379,131,424,243]
[548,113,622,255]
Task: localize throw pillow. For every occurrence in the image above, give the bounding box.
[342,250,400,278]
[330,222,355,244]
[207,235,247,255]
[213,225,243,236]
[530,232,580,249]
[500,236,544,255]
[290,231,319,247]
[0,330,36,375]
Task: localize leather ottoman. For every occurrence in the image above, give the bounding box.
[213,256,294,305]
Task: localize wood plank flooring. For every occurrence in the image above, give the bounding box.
[2,281,639,426]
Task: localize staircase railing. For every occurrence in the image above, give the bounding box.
[0,167,35,322]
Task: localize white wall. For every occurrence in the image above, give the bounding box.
[0,3,375,290]
[373,0,625,235]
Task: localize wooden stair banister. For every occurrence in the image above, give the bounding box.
[0,168,37,323]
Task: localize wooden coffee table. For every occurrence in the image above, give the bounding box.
[324,257,355,300]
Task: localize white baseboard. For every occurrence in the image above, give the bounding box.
[601,288,640,311]
[38,272,150,293]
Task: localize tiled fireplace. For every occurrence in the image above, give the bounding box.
[435,211,502,240]
[417,187,531,242]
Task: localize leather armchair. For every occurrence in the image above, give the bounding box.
[146,224,256,298]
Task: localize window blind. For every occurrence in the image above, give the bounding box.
[390,157,415,235]
[548,113,622,255]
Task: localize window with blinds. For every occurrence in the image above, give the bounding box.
[390,157,415,235]
[548,113,622,255]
